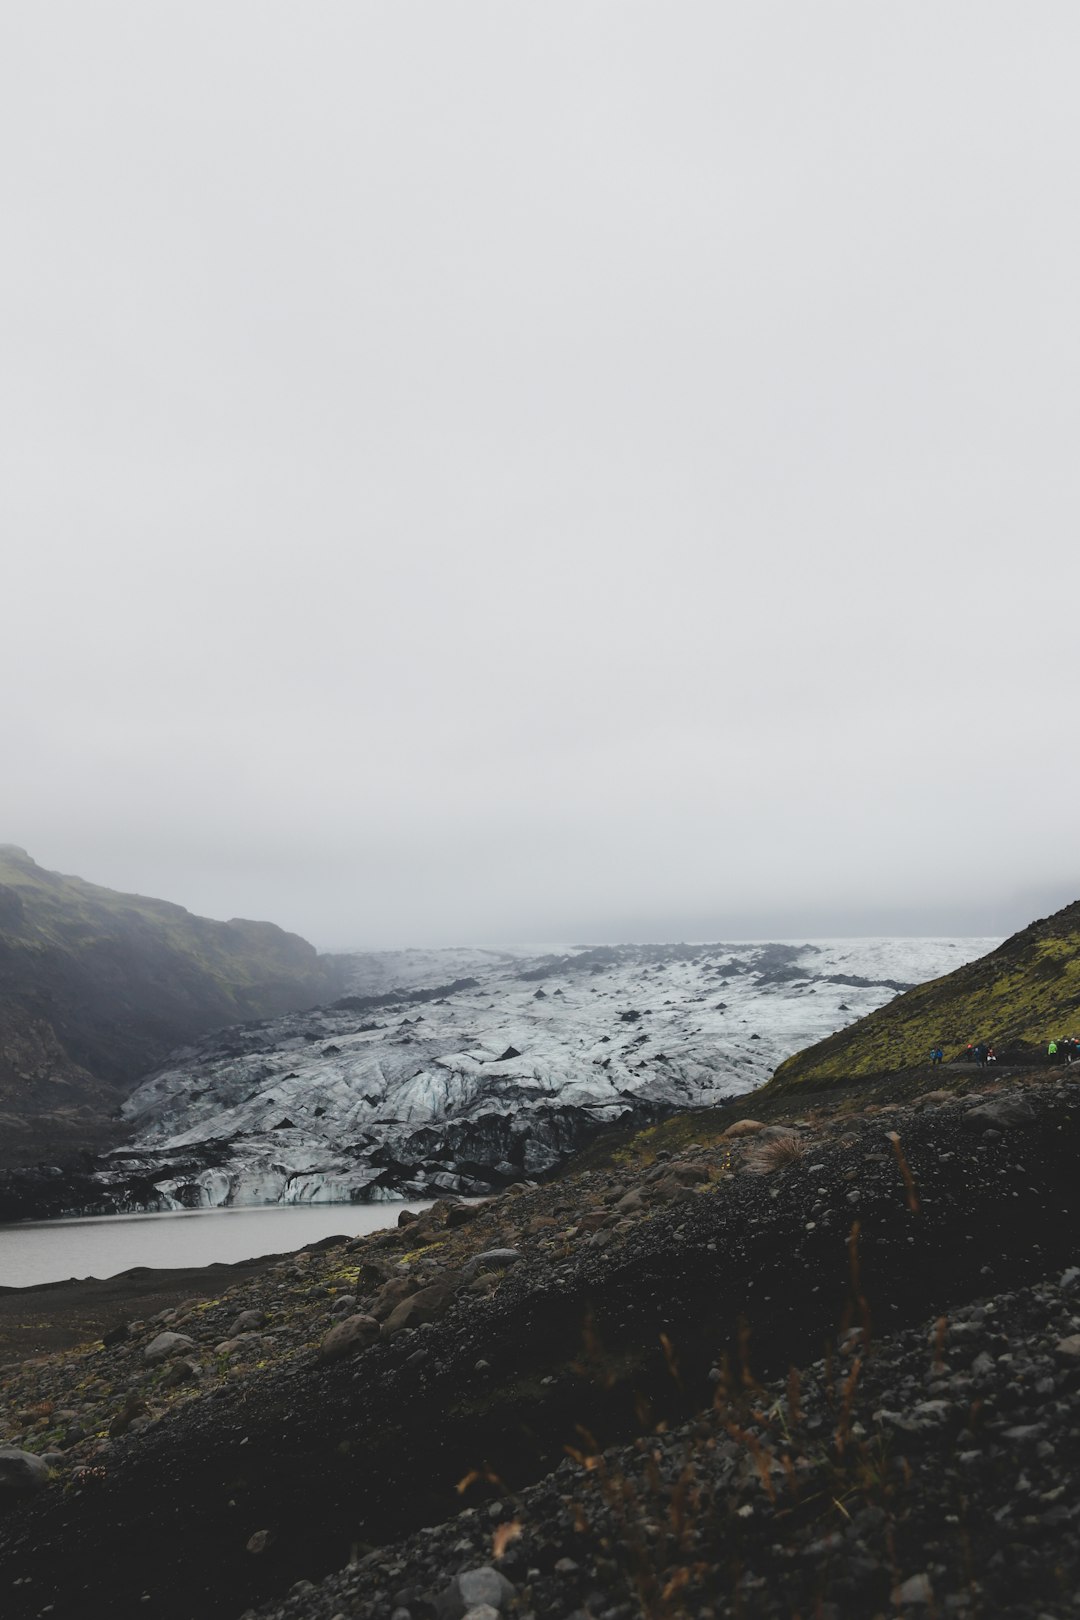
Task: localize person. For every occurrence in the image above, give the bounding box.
[986,1045,996,1063]
[1048,1039,1058,1062]
[930,1045,943,1067]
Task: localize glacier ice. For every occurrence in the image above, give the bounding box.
[102,936,997,1210]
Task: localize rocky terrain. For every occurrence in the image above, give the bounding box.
[69,936,989,1217]
[0,848,345,1168]
[0,1064,1077,1619]
[772,897,1080,1092]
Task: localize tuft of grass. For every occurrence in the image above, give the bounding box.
[744,1134,808,1175]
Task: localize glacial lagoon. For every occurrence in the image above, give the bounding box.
[0,1200,433,1290]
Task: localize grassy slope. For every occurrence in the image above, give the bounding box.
[766,897,1080,1091]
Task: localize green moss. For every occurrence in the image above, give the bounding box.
[768,899,1080,1093]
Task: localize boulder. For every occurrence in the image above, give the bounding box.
[369,1276,421,1321]
[669,1160,712,1184]
[613,1189,645,1213]
[962,1097,1036,1132]
[722,1119,766,1139]
[214,1333,264,1356]
[319,1314,381,1363]
[381,1283,454,1337]
[144,1331,196,1364]
[436,1564,516,1618]
[229,1309,264,1334]
[160,1359,197,1389]
[461,1249,522,1283]
[0,1448,49,1503]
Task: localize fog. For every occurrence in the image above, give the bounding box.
[2,4,1078,949]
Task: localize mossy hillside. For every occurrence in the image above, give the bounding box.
[767,897,1080,1092]
[0,847,343,1157]
[0,845,329,1001]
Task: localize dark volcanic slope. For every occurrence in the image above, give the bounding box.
[770,897,1080,1091]
[0,846,342,1166]
[0,1071,1077,1620]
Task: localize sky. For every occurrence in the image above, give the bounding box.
[2,3,1078,950]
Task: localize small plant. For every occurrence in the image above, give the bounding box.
[744,1134,807,1174]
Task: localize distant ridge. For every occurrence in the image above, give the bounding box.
[0,847,342,1165]
[768,897,1080,1091]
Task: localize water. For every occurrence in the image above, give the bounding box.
[0,1201,434,1290]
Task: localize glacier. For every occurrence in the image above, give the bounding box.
[100,936,997,1210]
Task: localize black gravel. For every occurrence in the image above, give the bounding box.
[0,1074,1078,1620]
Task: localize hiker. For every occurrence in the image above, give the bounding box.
[930,1045,943,1067]
[1048,1039,1058,1062]
[973,1042,988,1067]
[986,1045,996,1063]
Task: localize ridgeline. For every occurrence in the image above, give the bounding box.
[0,846,343,1166]
[768,897,1080,1093]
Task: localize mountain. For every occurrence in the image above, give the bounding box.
[769,898,1080,1093]
[0,846,343,1165]
[76,935,994,1215]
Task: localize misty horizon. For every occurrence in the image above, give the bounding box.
[3,7,1078,951]
[2,837,1069,954]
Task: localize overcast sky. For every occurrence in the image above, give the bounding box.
[2,4,1078,949]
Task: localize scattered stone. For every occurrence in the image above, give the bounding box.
[143,1332,195,1365]
[382,1285,455,1337]
[962,1097,1036,1131]
[319,1315,381,1363]
[0,1448,49,1502]
[722,1119,766,1138]
[460,1250,522,1283]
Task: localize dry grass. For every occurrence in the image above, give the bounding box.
[743,1133,808,1175]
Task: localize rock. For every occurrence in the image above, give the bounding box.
[101,1321,130,1349]
[144,1331,196,1364]
[398,1208,419,1227]
[382,1284,455,1337]
[461,1249,522,1283]
[962,1097,1036,1131]
[0,1447,49,1503]
[436,1565,516,1618]
[214,1333,264,1356]
[319,1315,381,1363]
[331,1294,358,1314]
[669,1160,711,1184]
[722,1119,766,1138]
[109,1396,148,1437]
[160,1359,197,1389]
[614,1189,645,1213]
[229,1310,264,1334]
[1054,1334,1080,1361]
[892,1572,933,1606]
[370,1277,421,1321]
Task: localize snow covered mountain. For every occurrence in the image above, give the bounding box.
[102,936,997,1210]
